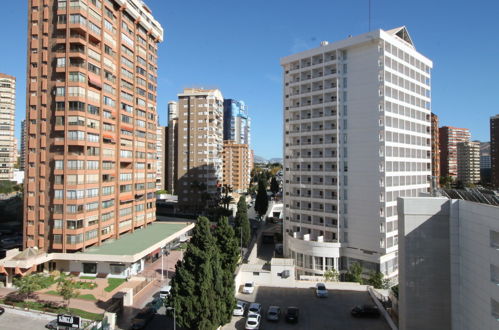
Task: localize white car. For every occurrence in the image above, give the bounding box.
[316,282,328,297]
[242,282,255,294]
[159,285,171,299]
[248,302,262,315]
[233,301,247,316]
[245,313,261,329]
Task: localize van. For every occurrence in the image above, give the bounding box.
[159,285,171,299]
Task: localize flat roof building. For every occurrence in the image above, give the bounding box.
[23,0,163,252]
[439,126,470,179]
[491,115,499,188]
[222,141,250,193]
[457,141,480,185]
[0,73,16,181]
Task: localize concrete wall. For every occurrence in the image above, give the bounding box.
[68,259,145,279]
[398,197,499,330]
[398,197,451,330]
[452,200,499,330]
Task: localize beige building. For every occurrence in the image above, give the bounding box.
[24,0,163,252]
[166,101,178,194]
[0,73,16,181]
[457,141,480,185]
[156,126,166,191]
[222,140,250,193]
[176,88,224,212]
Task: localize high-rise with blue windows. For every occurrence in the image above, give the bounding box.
[223,99,251,145]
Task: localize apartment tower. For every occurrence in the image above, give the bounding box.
[223,99,251,145]
[492,115,499,188]
[166,101,178,193]
[281,27,432,279]
[0,74,16,181]
[456,141,480,186]
[439,126,470,179]
[156,126,166,190]
[24,0,163,252]
[222,140,250,193]
[176,88,224,212]
[431,113,440,187]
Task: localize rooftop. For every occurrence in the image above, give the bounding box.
[81,222,189,256]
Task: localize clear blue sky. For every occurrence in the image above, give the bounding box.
[1,0,498,159]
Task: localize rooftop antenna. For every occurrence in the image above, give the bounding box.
[368,0,372,31]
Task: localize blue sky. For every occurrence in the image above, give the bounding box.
[1,0,498,159]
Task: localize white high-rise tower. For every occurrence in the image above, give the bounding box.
[281,27,432,281]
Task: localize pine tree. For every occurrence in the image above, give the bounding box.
[254,178,269,218]
[213,217,238,324]
[234,197,251,247]
[270,176,279,195]
[168,217,223,329]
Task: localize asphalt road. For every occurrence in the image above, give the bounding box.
[223,286,391,330]
[0,308,55,330]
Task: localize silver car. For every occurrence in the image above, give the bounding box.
[233,301,247,316]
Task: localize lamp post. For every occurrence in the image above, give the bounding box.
[166,307,176,330]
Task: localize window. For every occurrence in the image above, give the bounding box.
[82,263,97,274]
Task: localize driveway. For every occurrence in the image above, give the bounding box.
[223,286,391,330]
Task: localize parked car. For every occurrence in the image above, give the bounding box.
[351,305,381,318]
[245,313,261,330]
[0,306,4,315]
[242,282,255,294]
[315,282,328,297]
[233,301,247,316]
[285,306,299,323]
[248,302,262,315]
[131,307,156,329]
[266,305,281,321]
[159,285,171,299]
[147,297,163,311]
[45,319,58,330]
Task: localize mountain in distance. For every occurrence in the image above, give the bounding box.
[253,155,267,163]
[268,158,283,164]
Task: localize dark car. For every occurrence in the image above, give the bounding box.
[131,307,156,329]
[351,305,381,318]
[0,306,4,315]
[285,306,299,323]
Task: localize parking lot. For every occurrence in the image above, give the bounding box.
[222,286,391,330]
[0,308,54,330]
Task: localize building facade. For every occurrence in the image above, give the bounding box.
[176,88,224,211]
[223,99,250,145]
[431,113,440,187]
[439,126,470,179]
[24,0,163,252]
[492,115,499,188]
[156,126,166,190]
[222,141,250,192]
[166,101,178,194]
[20,119,27,171]
[398,197,499,330]
[0,73,16,181]
[457,141,480,185]
[281,27,432,279]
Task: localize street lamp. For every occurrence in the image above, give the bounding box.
[166,307,176,330]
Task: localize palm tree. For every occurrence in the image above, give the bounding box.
[220,185,233,210]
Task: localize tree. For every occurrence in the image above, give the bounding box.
[57,277,79,309]
[254,178,269,218]
[213,216,238,324]
[366,271,384,289]
[234,197,251,247]
[168,217,225,329]
[13,274,43,299]
[439,176,454,189]
[270,176,280,196]
[344,262,363,283]
[220,185,233,210]
[323,269,339,282]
